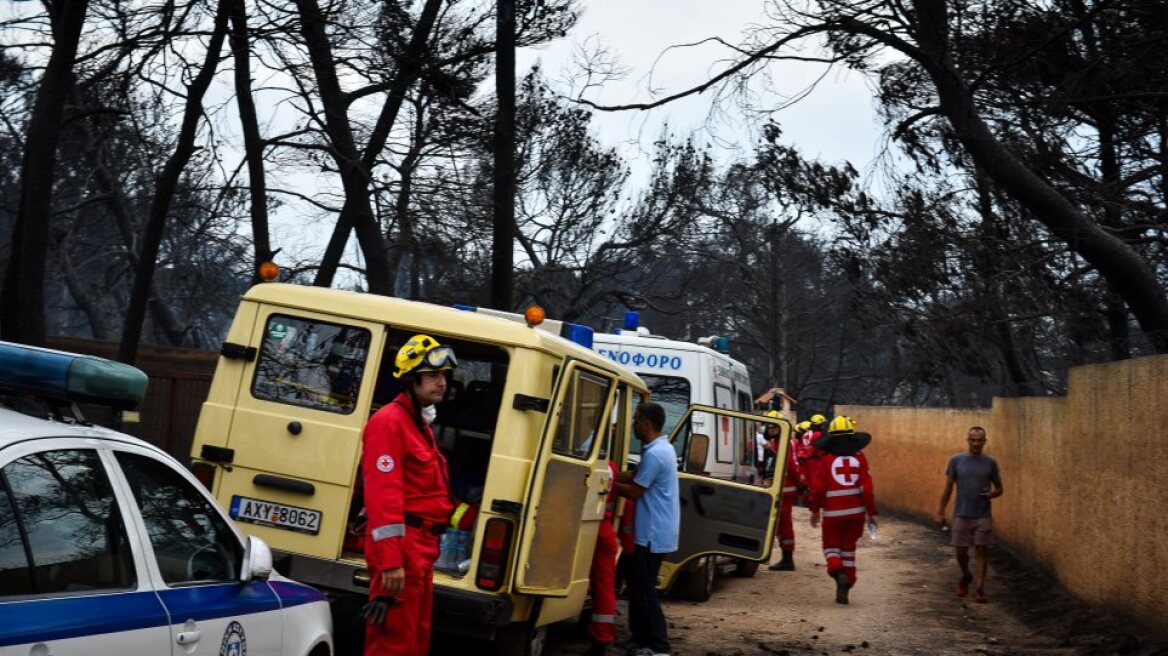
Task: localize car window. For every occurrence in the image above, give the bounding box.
[0,449,135,596]
[252,314,372,414]
[0,478,34,595]
[553,369,612,459]
[115,452,243,586]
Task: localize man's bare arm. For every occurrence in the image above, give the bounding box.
[934,477,955,525]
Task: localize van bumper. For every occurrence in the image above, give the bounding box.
[274,551,513,640]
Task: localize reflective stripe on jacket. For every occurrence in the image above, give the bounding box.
[808,451,876,520]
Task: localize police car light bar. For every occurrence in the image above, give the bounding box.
[0,341,149,409]
[452,305,594,349]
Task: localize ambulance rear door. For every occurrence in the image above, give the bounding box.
[514,360,616,603]
[660,405,788,583]
[213,307,386,559]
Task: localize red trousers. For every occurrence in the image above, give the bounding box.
[365,527,441,656]
[821,515,865,586]
[777,491,796,553]
[587,522,619,644]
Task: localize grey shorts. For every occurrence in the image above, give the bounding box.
[950,516,995,547]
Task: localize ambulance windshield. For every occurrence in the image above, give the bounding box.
[633,375,690,455]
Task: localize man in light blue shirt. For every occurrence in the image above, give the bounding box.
[616,402,679,656]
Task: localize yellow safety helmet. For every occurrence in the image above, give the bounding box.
[797,420,811,432]
[828,415,856,434]
[810,413,827,426]
[393,334,458,379]
[764,410,781,419]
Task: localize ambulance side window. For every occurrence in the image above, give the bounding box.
[252,314,371,414]
[0,450,135,596]
[554,370,612,459]
[116,452,243,585]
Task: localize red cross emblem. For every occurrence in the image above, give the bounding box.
[831,456,861,486]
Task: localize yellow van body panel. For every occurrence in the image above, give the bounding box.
[192,284,649,630]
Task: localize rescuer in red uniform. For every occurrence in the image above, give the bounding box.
[797,414,827,506]
[808,416,876,605]
[584,459,621,655]
[762,411,802,571]
[361,334,457,656]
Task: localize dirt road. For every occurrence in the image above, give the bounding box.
[542,513,1163,656]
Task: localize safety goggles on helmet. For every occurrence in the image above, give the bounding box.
[416,346,457,372]
[394,334,458,378]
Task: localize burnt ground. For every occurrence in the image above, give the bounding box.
[539,512,1167,656]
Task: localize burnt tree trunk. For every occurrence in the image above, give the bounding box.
[118,0,230,364]
[0,0,90,345]
[227,0,272,283]
[312,0,444,290]
[911,0,1168,353]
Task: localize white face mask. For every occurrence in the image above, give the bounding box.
[421,404,437,425]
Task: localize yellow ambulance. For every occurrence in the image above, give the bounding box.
[189,284,789,655]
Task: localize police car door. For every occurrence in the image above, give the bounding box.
[660,405,788,583]
[0,442,171,656]
[515,360,615,603]
[108,444,284,656]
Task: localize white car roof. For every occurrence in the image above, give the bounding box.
[0,406,155,452]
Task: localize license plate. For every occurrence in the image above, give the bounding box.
[230,495,322,535]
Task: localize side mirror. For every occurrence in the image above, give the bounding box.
[686,434,709,473]
[240,535,274,582]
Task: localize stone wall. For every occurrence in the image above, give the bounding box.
[838,353,1168,640]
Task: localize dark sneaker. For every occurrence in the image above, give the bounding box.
[974,588,988,603]
[834,571,850,604]
[956,574,972,598]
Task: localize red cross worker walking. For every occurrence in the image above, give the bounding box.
[361,335,457,655]
[807,415,877,605]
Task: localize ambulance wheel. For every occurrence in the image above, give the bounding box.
[495,620,547,656]
[682,556,715,601]
[733,558,759,578]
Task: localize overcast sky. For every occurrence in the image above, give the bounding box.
[516,0,886,180]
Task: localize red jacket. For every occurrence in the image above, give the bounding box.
[798,430,825,488]
[362,391,454,571]
[600,461,618,540]
[808,451,877,520]
[767,436,802,495]
[781,437,801,495]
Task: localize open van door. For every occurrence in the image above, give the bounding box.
[514,360,616,603]
[659,405,789,589]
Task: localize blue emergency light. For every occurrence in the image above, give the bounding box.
[0,341,149,409]
[560,323,594,349]
[623,311,639,331]
[710,336,730,354]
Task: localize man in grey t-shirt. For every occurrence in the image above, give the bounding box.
[935,427,1003,603]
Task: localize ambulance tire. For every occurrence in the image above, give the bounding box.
[495,620,547,656]
[681,556,715,601]
[733,558,759,577]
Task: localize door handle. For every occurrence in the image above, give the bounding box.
[176,630,202,645]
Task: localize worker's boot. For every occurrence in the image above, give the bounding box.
[834,571,850,605]
[768,551,795,571]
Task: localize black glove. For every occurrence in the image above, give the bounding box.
[362,596,398,627]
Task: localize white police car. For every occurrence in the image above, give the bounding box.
[0,342,333,656]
